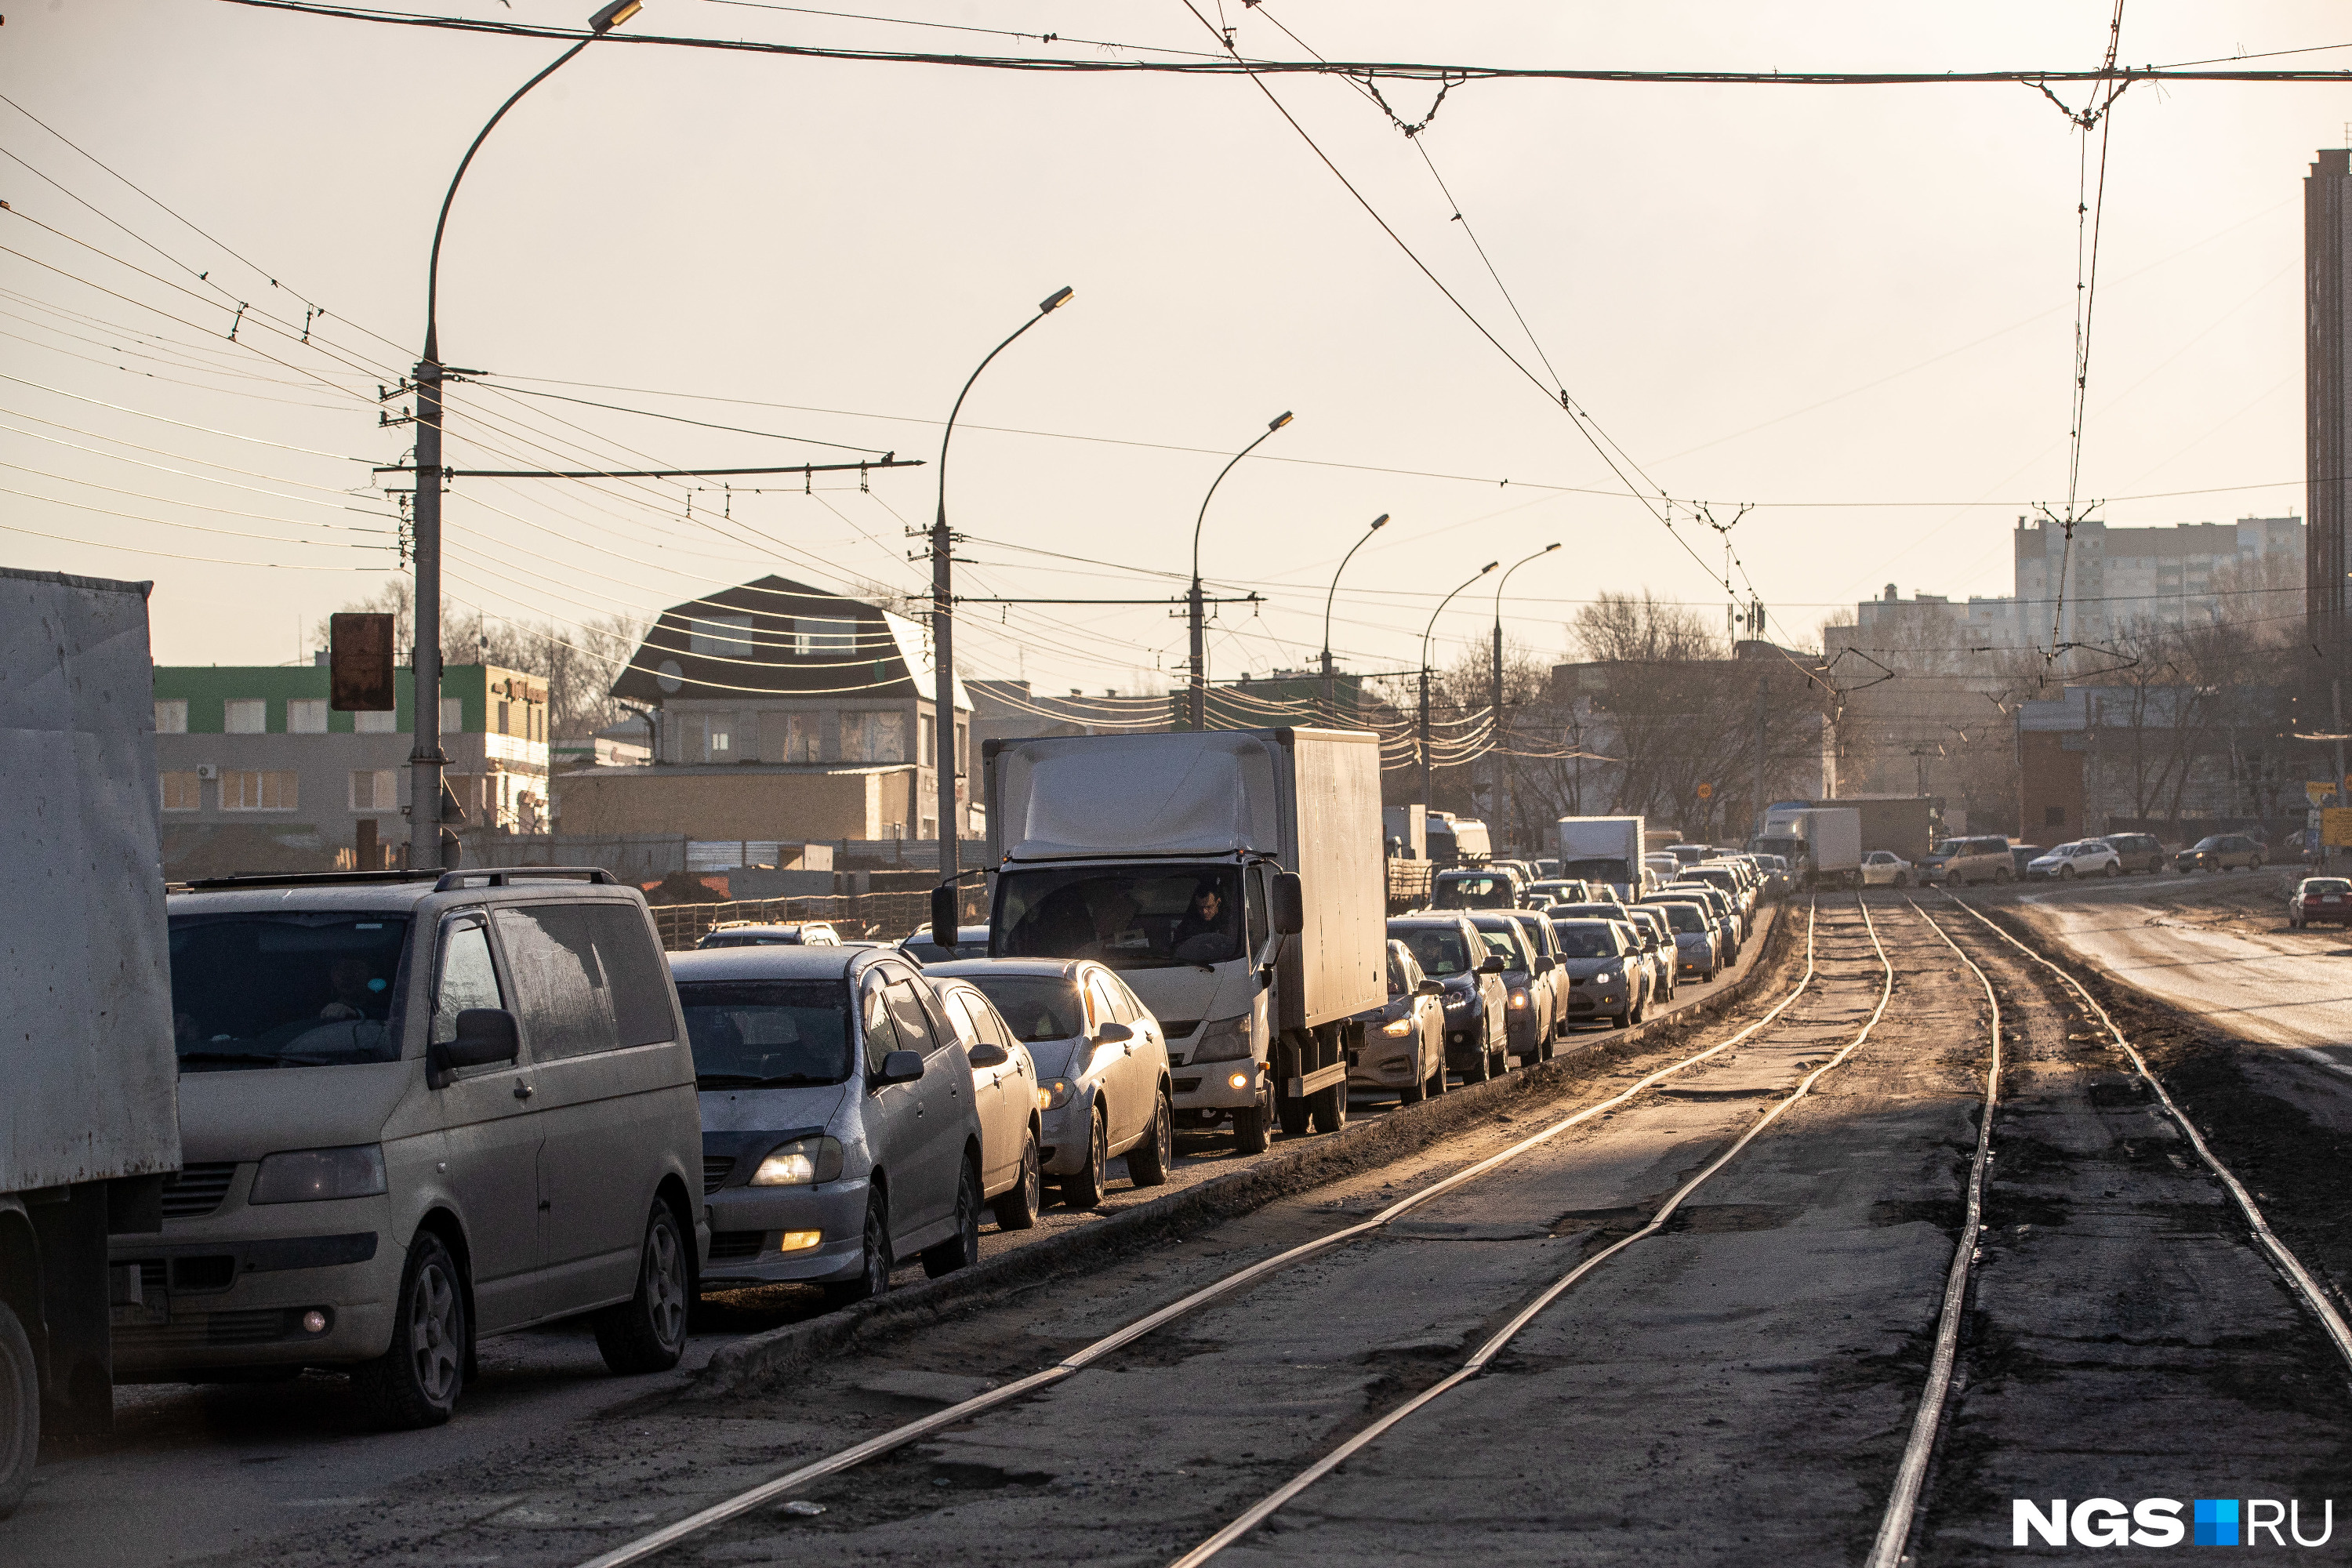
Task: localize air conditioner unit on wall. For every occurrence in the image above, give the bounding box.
[194,764,218,779]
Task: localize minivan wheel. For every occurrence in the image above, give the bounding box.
[823,1189,892,1308]
[1127,1089,1173,1185]
[0,1301,36,1519]
[989,1131,1042,1231]
[922,1161,982,1279]
[1062,1106,1109,1208]
[594,1202,690,1374]
[356,1232,466,1429]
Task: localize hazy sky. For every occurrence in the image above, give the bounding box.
[5,2,2345,697]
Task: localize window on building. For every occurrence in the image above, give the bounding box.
[224,699,267,734]
[689,615,755,658]
[154,699,188,734]
[706,722,732,761]
[841,710,906,764]
[496,699,510,736]
[223,770,297,811]
[920,713,935,768]
[287,699,328,734]
[356,708,398,734]
[440,697,463,733]
[161,772,201,811]
[350,769,397,811]
[793,616,858,656]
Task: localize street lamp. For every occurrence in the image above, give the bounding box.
[406,0,641,871]
[1490,543,1561,845]
[1188,411,1293,730]
[929,285,1074,933]
[1319,513,1387,723]
[1422,561,1498,811]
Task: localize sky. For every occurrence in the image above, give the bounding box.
[4,2,2346,700]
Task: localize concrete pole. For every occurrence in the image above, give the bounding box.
[408,347,445,870]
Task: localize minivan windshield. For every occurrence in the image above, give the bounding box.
[169,913,409,1070]
[959,975,1086,1041]
[994,865,1243,968]
[676,979,853,1087]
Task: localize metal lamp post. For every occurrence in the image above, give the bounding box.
[1319,513,1387,723]
[927,287,1073,927]
[1490,543,1560,846]
[1188,411,1293,731]
[1421,561,1498,811]
[407,0,642,871]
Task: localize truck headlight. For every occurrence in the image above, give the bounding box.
[1191,1014,1254,1063]
[250,1144,386,1205]
[1040,1079,1075,1111]
[750,1135,845,1186]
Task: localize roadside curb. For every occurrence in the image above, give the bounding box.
[689,901,1801,1399]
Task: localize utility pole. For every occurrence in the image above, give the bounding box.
[1189,412,1293,730]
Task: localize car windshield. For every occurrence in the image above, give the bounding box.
[1646,903,1708,934]
[168,913,409,1070]
[1434,873,1518,909]
[994,865,1243,969]
[1396,926,1473,976]
[960,975,1087,1041]
[676,979,853,1087]
[1554,923,1621,958]
[1475,922,1530,969]
[2192,837,2227,851]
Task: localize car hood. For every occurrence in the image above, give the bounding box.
[1354,995,1413,1025]
[1020,1036,1105,1080]
[1560,957,1620,980]
[2027,856,2066,869]
[174,1059,415,1163]
[698,1081,849,1134]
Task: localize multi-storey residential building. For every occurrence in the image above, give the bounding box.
[2011,514,2303,647]
[151,662,548,877]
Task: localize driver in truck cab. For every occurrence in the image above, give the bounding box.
[1172,880,1241,961]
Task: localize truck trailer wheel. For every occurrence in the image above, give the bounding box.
[1309,1081,1347,1134]
[0,1300,35,1519]
[1276,1086,1311,1138]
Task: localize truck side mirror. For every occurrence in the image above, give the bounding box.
[929,885,958,950]
[1271,872,1305,936]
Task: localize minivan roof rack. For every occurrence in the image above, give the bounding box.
[434,866,617,891]
[183,869,444,890]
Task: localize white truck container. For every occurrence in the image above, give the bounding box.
[1,568,180,1515]
[1753,806,1864,887]
[1555,815,1648,898]
[982,728,1385,1150]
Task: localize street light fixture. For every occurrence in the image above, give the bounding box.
[1490,543,1561,844]
[1319,513,1387,723]
[927,285,1075,940]
[1188,410,1293,730]
[1422,561,1498,811]
[405,0,641,871]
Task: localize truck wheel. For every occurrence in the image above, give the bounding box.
[990,1131,1042,1230]
[0,1301,35,1519]
[1127,1091,1173,1186]
[1310,1081,1348,1134]
[1062,1106,1110,1207]
[1232,1091,1272,1154]
[823,1189,892,1308]
[595,1201,691,1374]
[921,1160,982,1279]
[355,1232,467,1429]
[1276,1085,1312,1138]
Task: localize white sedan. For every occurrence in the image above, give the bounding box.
[2027,840,2123,880]
[1860,851,1915,887]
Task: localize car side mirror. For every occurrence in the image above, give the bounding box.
[877,1049,925,1086]
[967,1041,1011,1069]
[1093,1021,1135,1046]
[1535,955,1557,973]
[432,1007,519,1083]
[1479,955,1506,975]
[1271,871,1305,937]
[1417,978,1444,996]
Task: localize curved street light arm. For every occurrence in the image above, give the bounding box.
[935,299,1064,532]
[1425,561,1500,675]
[1191,419,1287,586]
[1321,513,1388,673]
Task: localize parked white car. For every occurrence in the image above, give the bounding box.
[2027,840,2123,880]
[1859,851,1915,887]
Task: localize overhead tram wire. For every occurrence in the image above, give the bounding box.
[679,0,1223,60]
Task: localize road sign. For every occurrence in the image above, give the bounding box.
[2325,808,2352,848]
[1695,782,1714,800]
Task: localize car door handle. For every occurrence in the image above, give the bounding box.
[513,1081,534,1101]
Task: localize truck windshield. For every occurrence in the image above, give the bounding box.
[675,979,853,1087]
[959,975,1086,1041]
[168,913,409,1070]
[994,866,1243,969]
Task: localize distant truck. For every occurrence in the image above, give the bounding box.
[2,568,181,1516]
[1810,795,1940,859]
[1381,804,1427,860]
[982,728,1386,1152]
[1751,805,1864,887]
[1425,812,1492,868]
[1555,816,1648,898]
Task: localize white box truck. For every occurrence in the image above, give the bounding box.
[1555,816,1648,898]
[2,568,180,1515]
[982,728,1386,1151]
[1753,805,1863,887]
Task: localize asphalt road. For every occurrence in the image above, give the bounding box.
[6,915,1774,1567]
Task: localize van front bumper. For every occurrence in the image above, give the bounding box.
[701,1178,873,1287]
[109,1224,404,1378]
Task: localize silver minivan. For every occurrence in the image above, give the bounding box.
[117,868,706,1428]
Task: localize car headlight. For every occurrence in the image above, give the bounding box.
[1192,1013,1254,1063]
[1040,1079,1075,1111]
[1592,967,1620,985]
[250,1144,387,1205]
[750,1135,845,1187]
[1381,1017,1414,1036]
[1443,991,1471,1010]
[1508,989,1529,1009]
